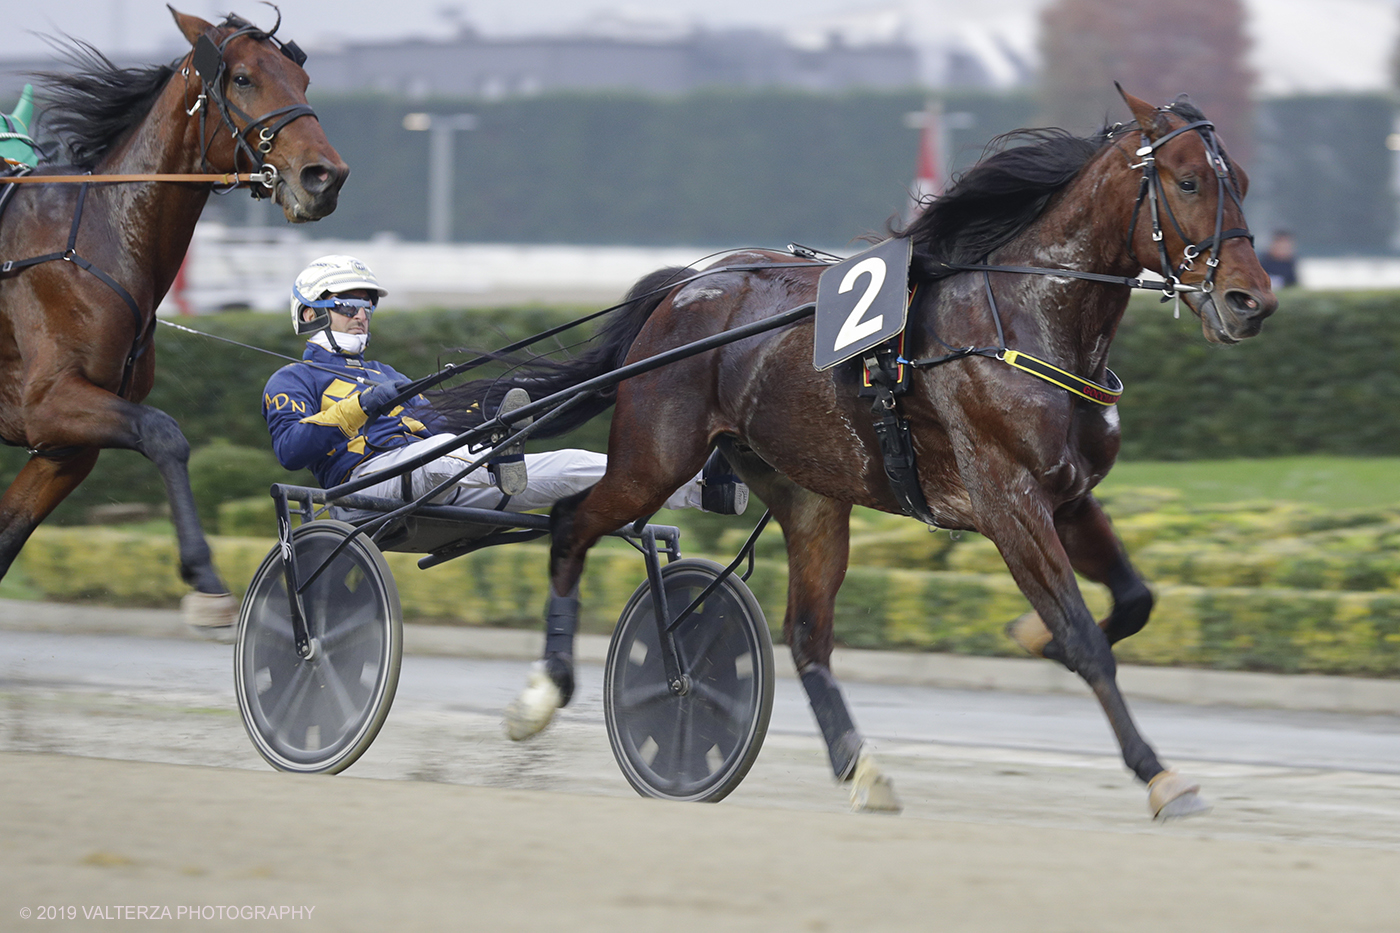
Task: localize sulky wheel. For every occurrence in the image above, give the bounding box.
[235,520,402,774]
[604,558,774,802]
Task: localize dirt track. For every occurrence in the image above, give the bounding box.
[3,749,1398,933]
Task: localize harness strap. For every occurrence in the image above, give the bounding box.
[863,349,942,527]
[0,181,149,397]
[933,261,1194,293]
[999,350,1123,405]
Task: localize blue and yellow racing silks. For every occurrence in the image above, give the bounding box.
[262,341,442,488]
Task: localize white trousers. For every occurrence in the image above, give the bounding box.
[349,433,702,513]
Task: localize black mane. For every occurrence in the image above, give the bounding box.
[33,42,176,169]
[895,126,1114,276]
[33,15,265,169]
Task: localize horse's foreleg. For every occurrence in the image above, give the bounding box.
[971,476,1205,818]
[1007,493,1154,659]
[756,475,901,812]
[0,449,101,578]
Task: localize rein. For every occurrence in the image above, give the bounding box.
[0,170,275,188]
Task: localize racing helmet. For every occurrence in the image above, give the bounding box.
[289,255,389,335]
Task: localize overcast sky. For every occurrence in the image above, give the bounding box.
[4,1,1398,95]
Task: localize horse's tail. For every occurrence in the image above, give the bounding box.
[429,265,691,438]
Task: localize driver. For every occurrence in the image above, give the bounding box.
[262,254,747,514]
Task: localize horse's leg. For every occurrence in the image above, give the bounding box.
[16,377,233,631]
[739,457,901,813]
[0,449,101,578]
[503,432,713,741]
[1007,493,1154,658]
[969,474,1206,819]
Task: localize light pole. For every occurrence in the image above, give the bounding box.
[403,112,478,243]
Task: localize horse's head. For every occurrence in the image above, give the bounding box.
[170,8,348,223]
[1118,88,1276,345]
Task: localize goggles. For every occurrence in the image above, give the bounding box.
[293,282,377,318]
[326,296,376,318]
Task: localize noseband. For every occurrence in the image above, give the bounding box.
[182,16,316,198]
[1123,114,1253,298]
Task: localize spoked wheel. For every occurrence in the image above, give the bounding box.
[604,558,774,802]
[235,520,402,774]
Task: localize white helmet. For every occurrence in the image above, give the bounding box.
[289,254,389,335]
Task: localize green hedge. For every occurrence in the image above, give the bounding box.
[4,290,1397,526]
[17,521,1400,677]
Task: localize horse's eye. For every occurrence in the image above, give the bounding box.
[232,74,253,89]
[1179,177,1198,193]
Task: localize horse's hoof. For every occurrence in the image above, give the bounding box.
[1148,770,1211,821]
[182,591,237,643]
[1005,611,1052,657]
[503,662,563,741]
[849,751,902,814]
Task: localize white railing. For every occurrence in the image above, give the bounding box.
[158,222,1400,316]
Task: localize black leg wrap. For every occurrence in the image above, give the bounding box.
[799,666,864,780]
[543,593,579,706]
[544,593,579,657]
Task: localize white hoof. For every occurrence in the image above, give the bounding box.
[503,663,562,741]
[1148,769,1211,821]
[849,751,902,814]
[182,592,237,643]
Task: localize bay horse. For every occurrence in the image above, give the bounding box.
[439,88,1275,818]
[0,9,346,631]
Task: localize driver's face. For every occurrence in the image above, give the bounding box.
[302,288,375,335]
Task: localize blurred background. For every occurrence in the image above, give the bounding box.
[6,0,1400,309]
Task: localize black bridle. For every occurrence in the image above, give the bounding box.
[181,12,316,199]
[1123,114,1253,299]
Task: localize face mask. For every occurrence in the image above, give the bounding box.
[309,330,369,355]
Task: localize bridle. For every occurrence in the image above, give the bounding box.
[1123,112,1253,299]
[180,12,317,198]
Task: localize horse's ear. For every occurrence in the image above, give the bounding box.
[168,6,215,47]
[1115,82,1172,142]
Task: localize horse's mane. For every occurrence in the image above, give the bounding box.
[33,15,261,169]
[894,125,1115,276]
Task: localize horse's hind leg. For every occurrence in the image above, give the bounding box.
[0,449,101,578]
[744,462,901,813]
[1007,493,1154,659]
[15,378,233,632]
[503,430,714,741]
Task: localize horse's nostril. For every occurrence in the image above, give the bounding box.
[1225,289,1274,320]
[299,163,336,195]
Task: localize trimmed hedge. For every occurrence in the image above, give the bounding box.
[4,289,1399,526]
[17,520,1400,677]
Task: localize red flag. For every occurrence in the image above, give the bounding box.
[909,100,943,220]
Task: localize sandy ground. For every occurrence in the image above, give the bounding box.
[3,749,1398,933]
[3,609,1399,930]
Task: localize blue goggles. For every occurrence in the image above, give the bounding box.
[294,284,378,317]
[325,297,376,317]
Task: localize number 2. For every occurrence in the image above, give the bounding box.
[832,257,887,352]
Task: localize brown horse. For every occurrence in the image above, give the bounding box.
[440,88,1275,818]
[0,10,346,630]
